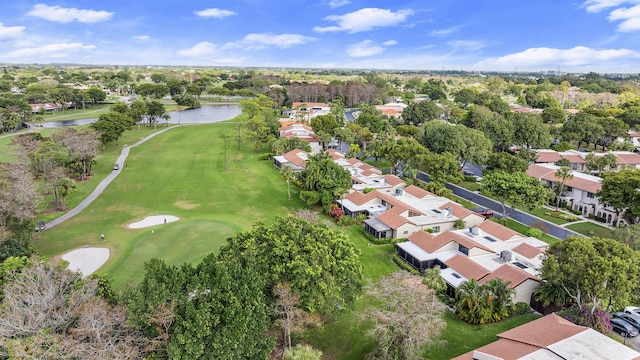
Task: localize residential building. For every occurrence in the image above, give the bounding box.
[527,163,620,224]
[453,313,640,360]
[273,149,308,171]
[338,185,485,239]
[278,122,322,153]
[395,221,547,303]
[535,149,640,172]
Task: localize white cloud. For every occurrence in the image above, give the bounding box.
[26,4,113,23]
[195,8,237,19]
[225,33,316,50]
[347,39,396,57]
[132,35,150,41]
[329,0,350,7]
[177,42,218,57]
[4,43,96,59]
[447,40,486,51]
[313,8,414,33]
[0,23,25,40]
[582,0,637,13]
[475,46,638,69]
[430,26,460,36]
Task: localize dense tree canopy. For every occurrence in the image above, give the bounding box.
[402,100,441,126]
[481,171,552,218]
[217,215,364,314]
[597,168,640,222]
[297,152,352,209]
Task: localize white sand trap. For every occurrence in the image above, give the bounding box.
[128,215,179,229]
[62,247,110,277]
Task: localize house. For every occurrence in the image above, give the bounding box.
[273,149,309,170]
[453,313,640,360]
[278,123,322,153]
[338,186,485,239]
[527,163,620,224]
[535,149,640,172]
[395,221,547,303]
[289,102,331,120]
[375,103,407,118]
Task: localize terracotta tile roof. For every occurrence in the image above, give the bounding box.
[409,230,454,253]
[404,185,431,199]
[560,153,585,163]
[445,254,491,281]
[283,149,307,167]
[375,205,411,229]
[615,152,640,165]
[439,202,474,220]
[451,338,540,360]
[360,169,376,176]
[347,158,360,165]
[326,149,344,159]
[536,150,562,163]
[477,220,524,241]
[512,242,544,259]
[498,313,584,347]
[480,264,539,288]
[433,231,494,254]
[382,174,405,186]
[527,164,602,193]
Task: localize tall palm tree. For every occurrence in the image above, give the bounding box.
[484,279,515,321]
[456,279,492,325]
[555,166,574,211]
[281,164,295,200]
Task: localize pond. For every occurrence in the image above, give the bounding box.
[40,105,242,128]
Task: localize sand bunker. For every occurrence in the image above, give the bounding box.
[128,215,179,229]
[62,247,110,277]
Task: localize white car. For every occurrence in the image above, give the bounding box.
[624,306,640,315]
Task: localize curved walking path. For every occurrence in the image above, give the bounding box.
[45,126,178,229]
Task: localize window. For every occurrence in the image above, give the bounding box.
[403,231,408,235]
[431,226,440,233]
[565,186,573,192]
[458,245,469,256]
[483,236,497,242]
[451,273,461,279]
[587,192,595,198]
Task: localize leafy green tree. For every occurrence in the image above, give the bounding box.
[310,114,338,139]
[597,117,628,150]
[417,151,464,184]
[454,88,476,106]
[481,171,552,218]
[360,272,446,360]
[124,255,274,359]
[90,111,129,147]
[456,278,514,325]
[540,236,640,314]
[541,106,566,124]
[561,113,604,150]
[585,153,617,173]
[381,137,427,175]
[485,152,529,174]
[597,168,640,222]
[284,344,322,360]
[509,112,549,149]
[217,215,364,314]
[480,116,514,152]
[402,100,440,125]
[85,86,106,104]
[418,122,492,167]
[297,152,351,209]
[612,224,640,251]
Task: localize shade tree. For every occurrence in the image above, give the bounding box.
[481,171,552,218]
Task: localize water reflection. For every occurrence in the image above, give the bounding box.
[40,105,242,128]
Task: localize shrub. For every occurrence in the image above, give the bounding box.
[363,187,375,194]
[361,228,392,245]
[511,302,531,316]
[259,153,273,160]
[528,228,543,239]
[463,175,478,182]
[329,206,345,221]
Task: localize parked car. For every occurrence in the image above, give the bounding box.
[462,169,475,176]
[471,207,494,218]
[624,306,640,315]
[113,163,120,171]
[34,221,46,232]
[614,311,640,330]
[611,317,639,337]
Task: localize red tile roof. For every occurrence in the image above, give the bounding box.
[560,153,585,164]
[477,220,523,241]
[527,164,601,193]
[512,242,544,259]
[382,174,405,186]
[536,150,562,163]
[480,264,539,288]
[616,152,640,165]
[498,313,584,347]
[404,185,431,199]
[445,254,490,281]
[439,202,475,220]
[283,149,307,167]
[433,231,494,254]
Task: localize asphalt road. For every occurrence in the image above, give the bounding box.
[45,126,178,229]
[417,172,580,240]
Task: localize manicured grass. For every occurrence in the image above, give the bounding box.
[40,104,113,122]
[529,208,573,225]
[459,181,481,192]
[424,311,541,359]
[35,122,307,289]
[566,221,615,239]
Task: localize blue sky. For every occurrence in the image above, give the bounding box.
[2,1,640,72]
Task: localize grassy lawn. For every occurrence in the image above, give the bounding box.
[35,122,307,289]
[458,181,481,192]
[40,104,113,122]
[530,208,573,225]
[424,311,541,359]
[566,221,615,239]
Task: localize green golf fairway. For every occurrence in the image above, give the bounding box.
[35,122,306,288]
